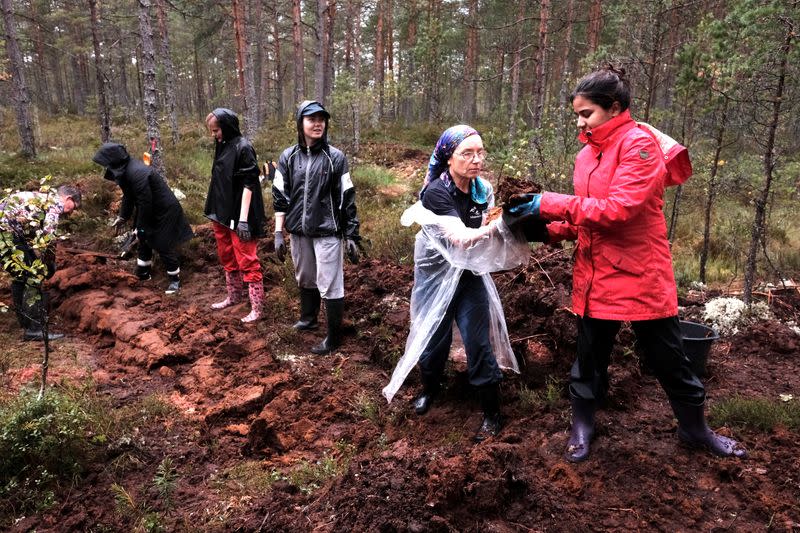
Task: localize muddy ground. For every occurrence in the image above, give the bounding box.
[2,160,799,531]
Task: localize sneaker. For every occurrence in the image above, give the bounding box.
[165,280,180,295]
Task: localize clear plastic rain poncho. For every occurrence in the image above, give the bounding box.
[382,201,531,403]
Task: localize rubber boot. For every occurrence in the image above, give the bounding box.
[23,328,65,341]
[211,271,244,310]
[135,263,152,281]
[241,282,264,323]
[474,384,504,442]
[669,400,747,458]
[165,273,180,295]
[311,298,343,354]
[413,381,440,415]
[293,288,321,330]
[565,396,596,462]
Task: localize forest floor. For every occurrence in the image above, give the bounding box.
[2,148,800,532]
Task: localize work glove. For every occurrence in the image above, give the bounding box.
[110,216,127,236]
[345,238,360,264]
[236,221,252,241]
[502,193,542,227]
[136,227,148,244]
[274,231,286,262]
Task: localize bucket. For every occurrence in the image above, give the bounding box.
[679,320,719,377]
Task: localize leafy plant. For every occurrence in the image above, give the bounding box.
[153,457,177,509]
[111,483,164,533]
[0,389,90,517]
[518,377,564,411]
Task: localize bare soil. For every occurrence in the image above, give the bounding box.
[2,161,799,531]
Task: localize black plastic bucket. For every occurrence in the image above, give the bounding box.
[679,320,719,377]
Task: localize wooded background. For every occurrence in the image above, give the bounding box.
[2,0,799,301]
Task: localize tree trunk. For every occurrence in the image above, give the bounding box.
[314,0,328,102]
[531,0,550,130]
[642,2,664,124]
[373,0,385,123]
[292,0,305,103]
[28,0,53,113]
[743,26,792,305]
[88,0,112,142]
[352,0,362,154]
[463,0,478,121]
[137,0,165,176]
[118,50,131,110]
[507,2,525,141]
[233,0,257,138]
[193,42,206,117]
[325,0,336,105]
[384,0,394,118]
[587,0,602,54]
[555,0,575,108]
[399,0,418,122]
[698,97,728,284]
[272,2,284,117]
[1,0,37,157]
[156,0,179,144]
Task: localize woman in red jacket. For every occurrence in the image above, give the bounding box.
[504,66,746,462]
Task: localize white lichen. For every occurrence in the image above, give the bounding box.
[702,297,772,336]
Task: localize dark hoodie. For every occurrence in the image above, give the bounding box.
[272,101,359,240]
[204,108,267,237]
[92,142,193,251]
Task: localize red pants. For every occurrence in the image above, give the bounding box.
[212,221,262,282]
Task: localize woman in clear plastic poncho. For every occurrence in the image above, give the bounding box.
[381,125,530,442]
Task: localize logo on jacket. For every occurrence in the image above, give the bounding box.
[639,149,650,160]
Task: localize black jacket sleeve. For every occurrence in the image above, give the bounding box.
[272,149,292,214]
[338,156,360,241]
[133,172,155,230]
[234,143,260,191]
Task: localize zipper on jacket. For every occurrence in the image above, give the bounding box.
[302,146,311,235]
[584,152,602,314]
[323,149,339,235]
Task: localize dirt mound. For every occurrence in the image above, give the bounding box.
[6,222,800,531]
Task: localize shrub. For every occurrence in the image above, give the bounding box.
[0,389,91,516]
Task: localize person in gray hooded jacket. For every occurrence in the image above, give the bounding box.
[272,100,361,354]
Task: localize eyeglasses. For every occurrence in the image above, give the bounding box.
[453,149,488,161]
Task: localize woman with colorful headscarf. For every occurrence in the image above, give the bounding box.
[382,125,529,442]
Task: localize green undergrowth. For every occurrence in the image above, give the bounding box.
[710,396,800,432]
[0,384,178,525]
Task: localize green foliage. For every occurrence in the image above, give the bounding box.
[349,391,381,425]
[153,457,177,509]
[111,483,164,533]
[710,396,800,431]
[0,389,91,517]
[518,377,564,412]
[288,440,356,495]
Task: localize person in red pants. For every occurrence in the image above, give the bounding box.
[204,108,267,322]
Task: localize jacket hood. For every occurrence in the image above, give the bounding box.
[92,143,131,181]
[211,108,242,142]
[295,100,329,149]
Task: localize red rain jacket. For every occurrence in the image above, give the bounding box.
[540,110,685,321]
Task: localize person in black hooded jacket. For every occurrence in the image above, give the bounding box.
[272,100,361,354]
[92,143,193,294]
[205,108,267,323]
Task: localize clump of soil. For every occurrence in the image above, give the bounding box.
[495,174,543,205]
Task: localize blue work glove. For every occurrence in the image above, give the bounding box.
[136,227,148,242]
[502,193,542,227]
[274,231,286,262]
[236,221,252,241]
[345,238,360,264]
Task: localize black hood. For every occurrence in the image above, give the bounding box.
[92,142,131,181]
[295,100,329,149]
[211,108,242,142]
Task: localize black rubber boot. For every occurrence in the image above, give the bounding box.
[669,400,747,458]
[293,288,321,330]
[135,264,152,281]
[23,327,65,341]
[474,384,504,442]
[565,396,596,462]
[413,382,440,415]
[311,298,343,354]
